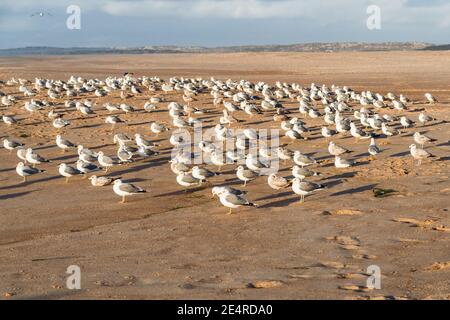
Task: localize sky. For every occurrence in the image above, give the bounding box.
[1,0,450,49]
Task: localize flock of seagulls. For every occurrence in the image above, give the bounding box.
[0,74,445,213]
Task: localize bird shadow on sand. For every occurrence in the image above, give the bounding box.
[72,124,102,130]
[154,186,208,197]
[0,175,60,190]
[255,190,292,201]
[111,156,171,176]
[391,151,410,157]
[34,144,56,151]
[325,171,357,180]
[436,141,450,147]
[14,289,87,300]
[330,183,377,197]
[0,190,37,200]
[51,154,78,162]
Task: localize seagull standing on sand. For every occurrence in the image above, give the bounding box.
[56,135,76,154]
[236,165,258,186]
[16,162,45,182]
[292,166,319,181]
[368,138,380,158]
[58,163,84,182]
[425,93,437,104]
[98,151,120,172]
[26,148,50,167]
[267,173,292,190]
[328,141,351,156]
[3,138,23,153]
[409,144,435,166]
[334,156,355,168]
[211,188,257,215]
[89,175,120,187]
[413,132,436,148]
[292,178,325,203]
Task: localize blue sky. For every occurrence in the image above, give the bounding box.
[1,0,449,49]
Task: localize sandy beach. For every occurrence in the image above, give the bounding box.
[0,52,449,300]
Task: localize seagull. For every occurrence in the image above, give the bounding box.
[211,186,247,199]
[113,133,132,145]
[17,147,27,163]
[192,166,219,184]
[78,145,98,163]
[56,135,76,154]
[328,141,351,156]
[113,179,147,203]
[58,163,84,182]
[413,132,436,148]
[409,144,435,165]
[16,162,45,182]
[97,151,121,172]
[400,116,414,130]
[105,115,123,129]
[150,121,168,136]
[135,133,157,149]
[212,188,257,215]
[418,112,434,126]
[246,154,268,172]
[26,148,50,167]
[276,146,293,162]
[210,151,227,171]
[285,129,305,142]
[117,145,134,163]
[321,127,336,140]
[176,172,201,189]
[350,123,370,139]
[334,156,355,168]
[3,138,23,153]
[2,115,17,125]
[381,123,398,137]
[293,151,317,167]
[292,179,325,203]
[89,175,121,187]
[368,138,380,158]
[267,173,292,190]
[292,166,320,181]
[425,93,437,104]
[76,160,99,176]
[53,118,70,130]
[236,165,258,186]
[169,159,191,175]
[31,12,52,17]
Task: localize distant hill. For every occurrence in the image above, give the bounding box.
[422,44,450,51]
[0,42,442,56]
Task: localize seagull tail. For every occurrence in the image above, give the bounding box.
[247,202,258,207]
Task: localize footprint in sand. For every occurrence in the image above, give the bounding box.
[246,280,284,289]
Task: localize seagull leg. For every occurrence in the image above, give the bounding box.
[227,208,232,215]
[65,177,69,183]
[121,196,126,203]
[23,176,27,183]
